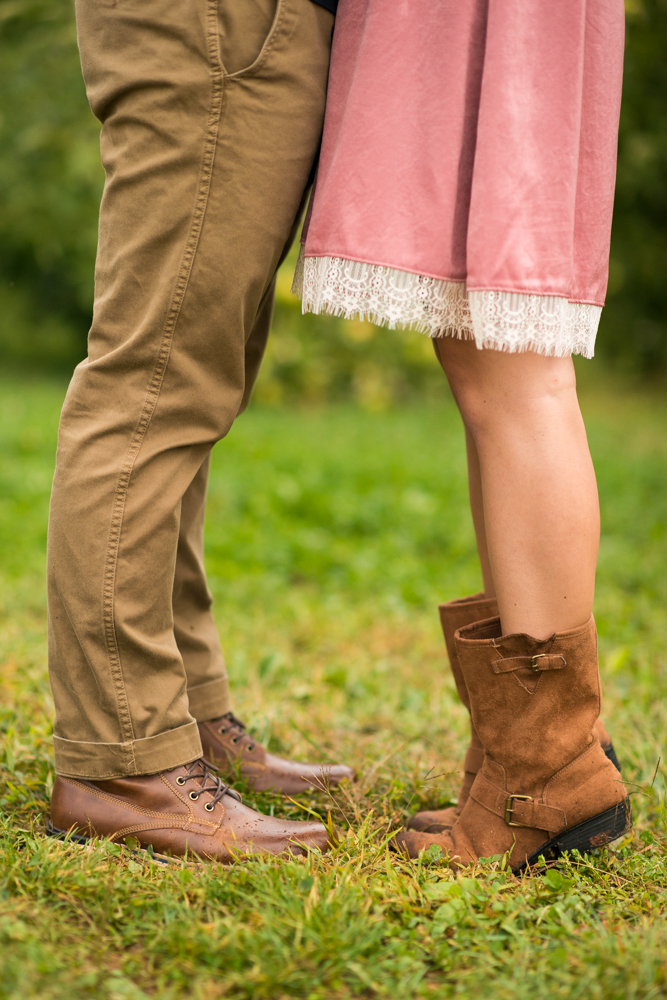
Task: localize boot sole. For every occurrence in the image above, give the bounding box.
[45,821,190,867]
[513,796,632,875]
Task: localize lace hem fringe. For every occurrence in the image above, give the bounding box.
[293,250,601,359]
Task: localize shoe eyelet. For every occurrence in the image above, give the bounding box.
[230,736,238,744]
[247,744,255,752]
[204,802,214,812]
[176,776,186,786]
[189,791,199,801]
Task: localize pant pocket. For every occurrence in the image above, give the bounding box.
[218,0,279,74]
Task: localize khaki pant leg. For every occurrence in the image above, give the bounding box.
[173,452,231,721]
[47,0,332,779]
[174,279,276,721]
[176,185,309,716]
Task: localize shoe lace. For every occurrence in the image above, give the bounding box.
[216,711,256,752]
[182,757,242,805]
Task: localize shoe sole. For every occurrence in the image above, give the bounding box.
[513,796,633,875]
[45,821,189,867]
[45,821,317,865]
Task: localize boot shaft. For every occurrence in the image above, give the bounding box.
[454,615,601,790]
[438,593,498,709]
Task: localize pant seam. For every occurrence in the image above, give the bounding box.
[101,0,226,751]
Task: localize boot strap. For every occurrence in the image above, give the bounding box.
[463,745,484,774]
[471,771,566,832]
[492,654,565,674]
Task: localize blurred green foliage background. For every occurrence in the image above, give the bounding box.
[1,0,666,399]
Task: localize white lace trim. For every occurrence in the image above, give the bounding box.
[293,251,601,358]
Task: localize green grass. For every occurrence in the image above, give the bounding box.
[1,373,666,999]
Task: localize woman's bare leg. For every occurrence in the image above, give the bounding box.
[464,426,495,599]
[436,337,599,640]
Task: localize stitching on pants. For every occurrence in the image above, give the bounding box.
[101,0,226,759]
[224,0,287,79]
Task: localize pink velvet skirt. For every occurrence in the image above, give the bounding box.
[295,0,625,357]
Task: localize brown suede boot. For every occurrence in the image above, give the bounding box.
[395,616,632,873]
[409,593,495,833]
[48,758,331,862]
[198,713,355,794]
[408,594,620,834]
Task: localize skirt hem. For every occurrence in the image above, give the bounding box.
[294,250,600,359]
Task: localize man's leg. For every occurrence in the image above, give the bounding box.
[47,0,338,858]
[175,230,354,791]
[174,201,292,726]
[173,452,231,722]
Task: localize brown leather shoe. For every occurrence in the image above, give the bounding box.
[48,758,330,862]
[395,616,632,872]
[408,593,620,835]
[198,712,355,794]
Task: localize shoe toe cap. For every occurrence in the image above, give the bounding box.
[283,821,331,855]
[391,828,455,860]
[407,806,458,833]
[252,754,355,793]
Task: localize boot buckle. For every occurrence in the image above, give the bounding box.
[530,654,546,672]
[505,793,533,826]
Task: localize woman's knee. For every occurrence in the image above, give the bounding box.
[438,338,578,433]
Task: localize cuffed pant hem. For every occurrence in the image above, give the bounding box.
[53,720,203,779]
[186,676,231,722]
